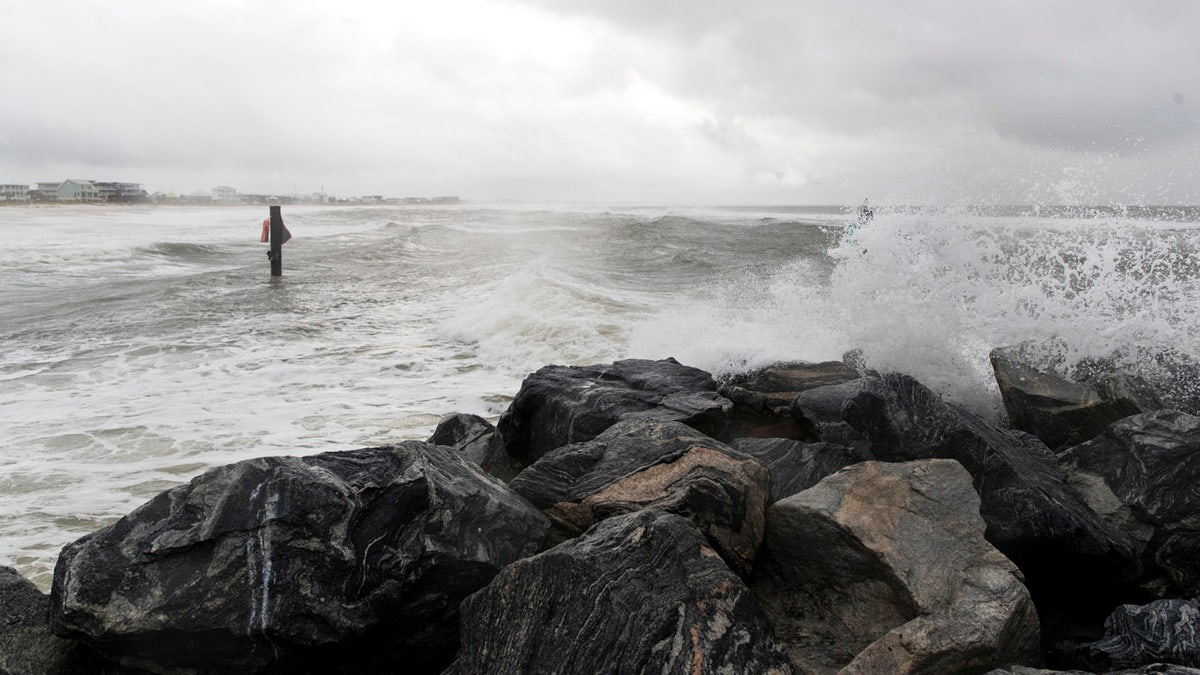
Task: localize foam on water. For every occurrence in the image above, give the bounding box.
[628,205,1200,418]
[3,201,1198,590]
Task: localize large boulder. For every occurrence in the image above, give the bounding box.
[496,358,732,466]
[791,373,1135,565]
[730,437,870,503]
[1072,599,1200,671]
[449,509,794,674]
[718,361,863,441]
[988,658,1200,667]
[753,459,1041,674]
[1,566,102,674]
[791,374,1139,648]
[50,442,550,674]
[508,419,769,576]
[991,347,1163,451]
[1059,410,1200,597]
[428,412,519,481]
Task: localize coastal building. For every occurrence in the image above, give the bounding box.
[32,182,61,201]
[95,182,149,203]
[0,184,30,201]
[211,185,239,203]
[57,180,101,202]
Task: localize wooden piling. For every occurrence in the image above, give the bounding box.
[269,205,283,276]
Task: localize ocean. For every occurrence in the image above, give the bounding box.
[2,202,1198,589]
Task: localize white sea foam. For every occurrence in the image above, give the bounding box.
[1,201,1197,590]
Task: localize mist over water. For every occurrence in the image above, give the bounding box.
[2,201,1198,588]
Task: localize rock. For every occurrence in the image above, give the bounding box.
[508,419,769,576]
[496,358,732,466]
[1059,410,1200,596]
[1,566,104,674]
[449,509,794,675]
[718,361,862,441]
[723,360,863,395]
[730,438,870,503]
[1073,599,1200,671]
[50,442,550,674]
[991,347,1163,451]
[791,373,1135,564]
[984,658,1200,667]
[428,412,519,481]
[753,459,1041,674]
[791,374,1139,649]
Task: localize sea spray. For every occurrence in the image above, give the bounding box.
[3,202,1197,592]
[827,206,1200,417]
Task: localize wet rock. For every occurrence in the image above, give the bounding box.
[723,360,863,395]
[49,442,550,674]
[791,374,1140,650]
[508,419,769,575]
[730,437,870,503]
[991,347,1163,451]
[428,412,519,481]
[1,566,104,674]
[753,459,1041,674]
[1059,410,1200,596]
[496,358,732,466]
[717,361,862,441]
[1073,599,1200,671]
[449,509,794,675]
[791,373,1135,564]
[984,658,1200,667]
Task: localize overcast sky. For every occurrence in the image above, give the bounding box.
[2,1,1197,204]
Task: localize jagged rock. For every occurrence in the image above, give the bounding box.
[753,459,1041,674]
[1060,411,1200,596]
[991,347,1163,451]
[718,361,862,441]
[508,419,769,575]
[449,509,794,675]
[723,360,863,395]
[49,442,550,674]
[496,358,732,466]
[791,374,1139,649]
[791,373,1134,563]
[1,566,104,674]
[730,438,870,503]
[984,658,1200,667]
[428,412,519,481]
[1073,600,1200,671]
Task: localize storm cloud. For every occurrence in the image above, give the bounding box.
[1,0,1197,204]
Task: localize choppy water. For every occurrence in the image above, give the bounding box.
[2,202,1198,588]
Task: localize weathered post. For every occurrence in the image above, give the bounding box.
[269,205,283,276]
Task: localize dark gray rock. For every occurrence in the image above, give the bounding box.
[984,658,1200,667]
[1,566,105,674]
[753,459,1041,674]
[508,419,770,576]
[730,438,870,503]
[496,358,732,466]
[449,509,794,675]
[1074,600,1200,671]
[428,412,519,481]
[718,361,862,441]
[791,373,1134,563]
[991,347,1163,451]
[723,360,863,395]
[1060,411,1200,596]
[49,442,550,674]
[791,373,1140,648]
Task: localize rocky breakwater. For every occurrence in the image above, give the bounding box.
[2,355,1199,673]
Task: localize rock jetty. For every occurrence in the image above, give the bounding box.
[2,351,1199,674]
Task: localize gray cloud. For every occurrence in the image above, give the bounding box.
[1,0,1198,203]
